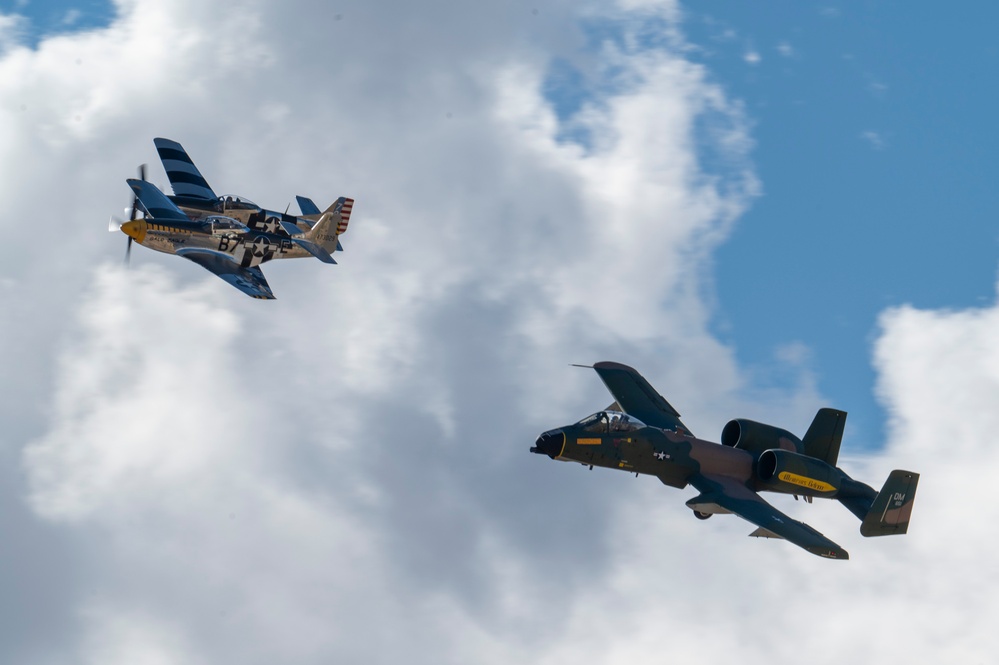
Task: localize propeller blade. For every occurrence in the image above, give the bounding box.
[130,164,148,221]
[109,215,123,233]
[125,236,133,267]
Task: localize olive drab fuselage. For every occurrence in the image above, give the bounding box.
[538,411,762,494]
[531,362,920,559]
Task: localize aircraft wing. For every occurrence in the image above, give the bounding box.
[176,248,275,300]
[127,178,190,222]
[592,361,693,435]
[154,137,218,201]
[687,474,849,559]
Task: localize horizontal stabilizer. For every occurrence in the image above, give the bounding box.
[296,195,321,216]
[280,221,304,237]
[292,238,337,264]
[860,470,919,537]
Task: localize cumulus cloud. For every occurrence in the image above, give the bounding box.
[862,129,887,150]
[0,13,26,53]
[4,0,986,663]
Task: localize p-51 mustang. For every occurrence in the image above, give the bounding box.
[153,137,341,245]
[531,362,919,559]
[109,178,353,299]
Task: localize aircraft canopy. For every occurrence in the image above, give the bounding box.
[575,410,647,434]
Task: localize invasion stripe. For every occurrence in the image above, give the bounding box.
[166,171,212,188]
[160,160,204,177]
[156,147,195,164]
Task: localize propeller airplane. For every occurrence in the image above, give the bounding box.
[152,137,344,247]
[109,177,353,300]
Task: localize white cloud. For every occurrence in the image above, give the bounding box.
[743,49,761,65]
[8,0,991,663]
[80,604,206,665]
[0,13,27,52]
[62,9,82,27]
[862,129,886,150]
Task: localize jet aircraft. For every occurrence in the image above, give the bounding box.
[109,178,353,300]
[152,137,342,246]
[531,361,919,559]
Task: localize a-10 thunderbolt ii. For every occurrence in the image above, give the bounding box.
[109,178,353,299]
[530,362,919,559]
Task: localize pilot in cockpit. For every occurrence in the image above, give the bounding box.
[577,410,645,434]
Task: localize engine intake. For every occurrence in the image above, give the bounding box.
[721,419,803,457]
[757,449,844,497]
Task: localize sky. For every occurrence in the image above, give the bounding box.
[0,0,997,663]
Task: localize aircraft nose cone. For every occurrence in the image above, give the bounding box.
[530,429,565,458]
[120,219,145,241]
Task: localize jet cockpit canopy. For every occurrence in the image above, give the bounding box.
[575,410,647,433]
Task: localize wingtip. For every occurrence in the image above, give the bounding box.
[811,545,850,560]
[593,360,640,373]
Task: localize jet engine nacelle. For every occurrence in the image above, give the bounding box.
[756,449,844,497]
[720,419,803,457]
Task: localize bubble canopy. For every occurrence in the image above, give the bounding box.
[218,195,260,211]
[199,215,249,233]
[574,410,647,433]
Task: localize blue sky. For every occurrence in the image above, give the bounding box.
[537,2,999,450]
[683,3,999,445]
[0,0,112,45]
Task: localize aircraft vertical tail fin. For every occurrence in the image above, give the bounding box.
[802,408,846,466]
[859,470,919,537]
[334,197,354,235]
[304,197,353,253]
[153,138,218,201]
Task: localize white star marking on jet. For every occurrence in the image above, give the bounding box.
[654,451,669,460]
